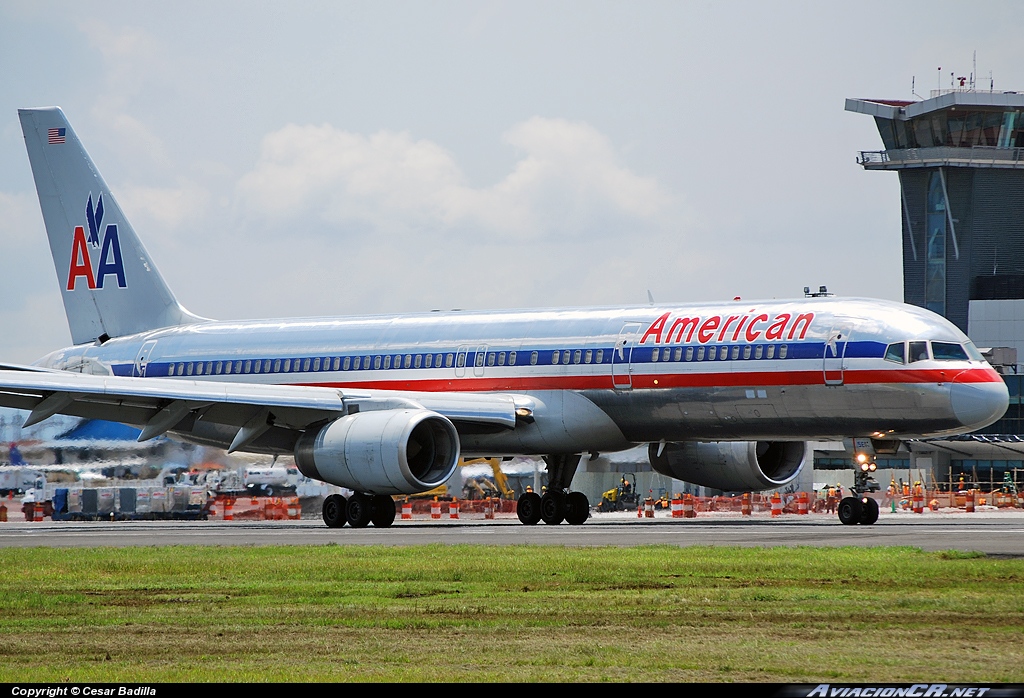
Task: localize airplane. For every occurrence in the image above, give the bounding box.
[0,107,1009,528]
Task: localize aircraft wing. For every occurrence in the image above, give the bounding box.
[0,369,520,452]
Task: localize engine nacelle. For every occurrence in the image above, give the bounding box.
[648,441,807,492]
[293,409,460,495]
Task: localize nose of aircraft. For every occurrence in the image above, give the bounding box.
[950,370,1009,431]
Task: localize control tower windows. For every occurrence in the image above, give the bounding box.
[925,172,946,316]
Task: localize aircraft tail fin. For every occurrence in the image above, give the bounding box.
[18,107,203,345]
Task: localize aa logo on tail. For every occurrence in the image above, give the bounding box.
[67,194,127,291]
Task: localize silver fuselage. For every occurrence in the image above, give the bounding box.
[35,296,1009,456]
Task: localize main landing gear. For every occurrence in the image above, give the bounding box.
[322,493,396,528]
[837,495,879,526]
[516,454,591,525]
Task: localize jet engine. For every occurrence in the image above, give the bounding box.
[648,440,807,492]
[294,409,460,494]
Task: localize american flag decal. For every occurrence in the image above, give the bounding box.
[48,128,66,144]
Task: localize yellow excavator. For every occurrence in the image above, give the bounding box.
[409,457,516,500]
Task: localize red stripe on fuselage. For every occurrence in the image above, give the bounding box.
[289,366,1001,393]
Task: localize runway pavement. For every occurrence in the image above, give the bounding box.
[2,508,1024,554]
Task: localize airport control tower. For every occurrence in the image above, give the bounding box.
[846,88,1024,338]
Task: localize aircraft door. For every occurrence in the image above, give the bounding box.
[823,322,852,386]
[473,344,488,377]
[133,340,158,377]
[612,322,642,390]
[455,346,469,378]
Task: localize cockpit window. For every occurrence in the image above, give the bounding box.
[963,340,985,362]
[931,342,969,361]
[884,342,905,364]
[908,341,929,363]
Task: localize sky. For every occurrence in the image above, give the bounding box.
[1,0,1022,364]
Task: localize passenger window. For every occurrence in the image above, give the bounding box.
[178,362,186,375]
[530,351,539,365]
[251,361,259,374]
[573,350,582,364]
[552,351,560,365]
[685,347,694,361]
[932,342,969,361]
[373,356,382,370]
[456,353,466,368]
[414,354,422,369]
[708,347,717,361]
[779,345,788,359]
[754,345,763,360]
[766,346,775,359]
[487,352,495,367]
[312,358,320,372]
[215,362,223,375]
[595,349,603,363]
[168,364,176,376]
[585,350,593,364]
[301,358,310,372]
[243,361,251,374]
[424,354,432,369]
[673,347,682,361]
[509,351,517,366]
[697,347,705,361]
[884,342,906,364]
[445,353,454,368]
[651,348,660,362]
[498,352,506,366]
[343,357,351,370]
[265,360,273,372]
[731,346,740,360]
[475,353,484,368]
[234,361,243,374]
[196,363,205,375]
[384,356,392,369]
[742,346,751,359]
[404,355,412,368]
[909,341,929,363]
[187,363,194,376]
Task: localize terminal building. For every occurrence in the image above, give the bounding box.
[843,85,1024,487]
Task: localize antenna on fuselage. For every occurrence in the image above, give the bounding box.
[647,290,655,305]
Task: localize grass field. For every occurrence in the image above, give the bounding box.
[0,544,1021,682]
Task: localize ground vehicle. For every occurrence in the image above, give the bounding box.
[597,473,640,512]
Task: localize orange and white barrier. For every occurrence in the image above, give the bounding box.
[431,497,441,519]
[797,492,808,515]
[671,496,683,518]
[484,498,495,520]
[223,498,233,521]
[449,499,460,519]
[770,492,782,517]
[286,497,300,520]
[401,499,413,520]
[683,493,696,519]
[644,498,655,518]
[965,490,975,513]
[741,492,751,516]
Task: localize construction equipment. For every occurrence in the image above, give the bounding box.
[460,458,515,499]
[597,473,640,512]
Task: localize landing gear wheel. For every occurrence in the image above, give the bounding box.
[370,494,396,528]
[564,492,590,525]
[859,496,879,525]
[837,496,863,525]
[346,493,373,528]
[517,492,542,525]
[540,491,566,525]
[322,494,347,528]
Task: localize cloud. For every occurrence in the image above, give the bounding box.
[235,117,671,241]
